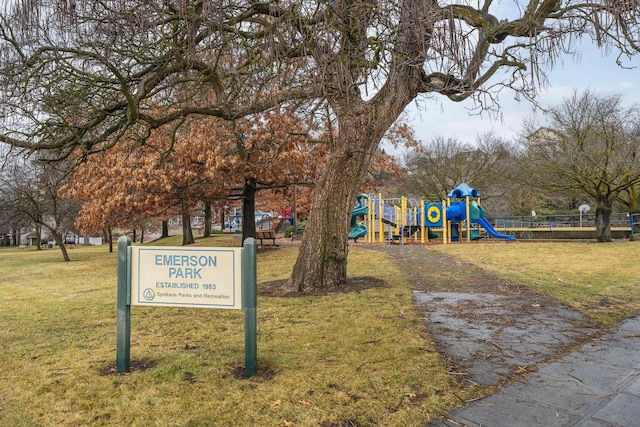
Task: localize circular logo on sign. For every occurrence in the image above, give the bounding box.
[427,205,441,223]
[143,288,155,301]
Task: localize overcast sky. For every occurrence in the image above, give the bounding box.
[389,43,640,156]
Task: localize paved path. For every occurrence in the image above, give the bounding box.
[428,315,640,426]
[414,291,600,387]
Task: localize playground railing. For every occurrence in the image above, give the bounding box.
[631,213,640,235]
[485,212,632,232]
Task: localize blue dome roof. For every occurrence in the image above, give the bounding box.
[447,183,480,199]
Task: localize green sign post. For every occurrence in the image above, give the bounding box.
[116,237,257,377]
[116,237,131,373]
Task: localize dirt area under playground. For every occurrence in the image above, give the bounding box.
[260,243,604,388]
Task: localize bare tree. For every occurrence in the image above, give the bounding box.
[618,184,640,214]
[0,1,639,289]
[399,133,516,210]
[0,158,80,260]
[617,120,640,215]
[524,90,640,242]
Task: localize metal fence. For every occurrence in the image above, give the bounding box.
[631,213,640,235]
[485,212,632,231]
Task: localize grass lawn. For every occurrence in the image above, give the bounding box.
[430,240,640,327]
[1,237,637,425]
[0,238,475,426]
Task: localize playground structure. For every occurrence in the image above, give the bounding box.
[349,183,515,244]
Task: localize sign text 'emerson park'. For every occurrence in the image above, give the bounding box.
[154,254,218,279]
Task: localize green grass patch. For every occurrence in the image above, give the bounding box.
[431,241,640,327]
[0,241,477,426]
[144,233,243,247]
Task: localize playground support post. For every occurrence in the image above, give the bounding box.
[366,195,372,243]
[400,197,407,244]
[413,205,418,243]
[447,199,453,244]
[420,200,425,244]
[394,205,400,238]
[442,199,448,244]
[378,194,383,243]
[465,196,471,242]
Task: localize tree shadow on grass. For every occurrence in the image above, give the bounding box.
[259,277,387,297]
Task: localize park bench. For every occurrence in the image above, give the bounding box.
[256,230,277,246]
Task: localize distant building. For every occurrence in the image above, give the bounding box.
[526,127,560,147]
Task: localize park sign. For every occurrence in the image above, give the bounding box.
[131,246,242,309]
[116,237,257,377]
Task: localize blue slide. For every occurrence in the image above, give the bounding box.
[472,218,516,241]
[348,223,367,240]
[349,195,368,241]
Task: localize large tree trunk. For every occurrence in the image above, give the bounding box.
[288,0,427,292]
[242,178,257,240]
[595,202,613,242]
[35,223,42,250]
[289,108,392,292]
[162,220,169,238]
[107,227,113,253]
[203,199,212,238]
[182,204,195,245]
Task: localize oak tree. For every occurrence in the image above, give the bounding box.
[64,120,228,246]
[202,110,320,239]
[63,109,317,244]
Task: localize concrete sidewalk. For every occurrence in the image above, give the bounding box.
[428,315,640,426]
